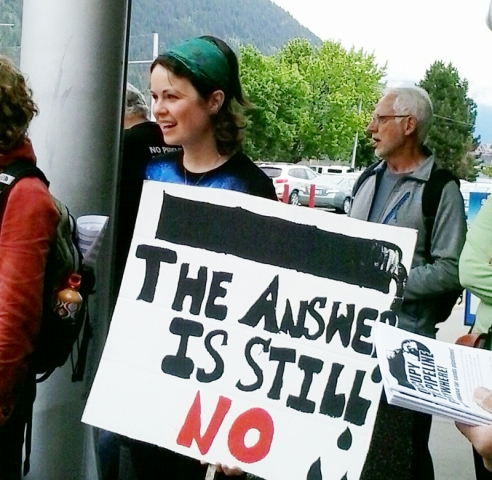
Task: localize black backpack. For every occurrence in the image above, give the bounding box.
[352,161,463,323]
[0,160,95,383]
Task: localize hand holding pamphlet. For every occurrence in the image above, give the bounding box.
[375,322,492,426]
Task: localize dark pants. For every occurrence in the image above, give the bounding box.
[474,447,492,480]
[128,439,207,480]
[98,429,122,480]
[0,375,36,480]
[360,394,434,480]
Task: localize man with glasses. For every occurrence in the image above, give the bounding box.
[349,87,467,480]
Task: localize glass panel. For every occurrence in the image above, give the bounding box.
[0,2,22,67]
[260,167,282,178]
[306,169,316,180]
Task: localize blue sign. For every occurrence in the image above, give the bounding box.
[468,191,489,225]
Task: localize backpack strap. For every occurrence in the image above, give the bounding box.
[351,160,380,198]
[0,160,49,197]
[421,163,460,263]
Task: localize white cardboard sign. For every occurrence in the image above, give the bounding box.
[83,181,417,480]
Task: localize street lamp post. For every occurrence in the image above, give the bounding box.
[128,31,158,64]
[350,99,362,170]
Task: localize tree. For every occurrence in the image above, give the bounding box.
[355,134,377,168]
[239,38,385,162]
[239,44,311,161]
[418,61,478,181]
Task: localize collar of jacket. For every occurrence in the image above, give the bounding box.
[373,145,435,183]
[0,137,37,171]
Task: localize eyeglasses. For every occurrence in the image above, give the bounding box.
[370,114,410,126]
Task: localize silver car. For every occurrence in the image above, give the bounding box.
[259,163,318,204]
[298,174,358,213]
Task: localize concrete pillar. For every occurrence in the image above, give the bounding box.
[20,1,130,478]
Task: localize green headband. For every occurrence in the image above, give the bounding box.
[165,38,230,91]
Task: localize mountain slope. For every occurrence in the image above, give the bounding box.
[129,0,321,59]
[2,0,320,61]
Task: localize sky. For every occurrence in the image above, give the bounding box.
[271,0,492,141]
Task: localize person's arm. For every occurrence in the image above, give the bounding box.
[0,178,59,425]
[459,196,492,304]
[403,181,467,300]
[457,387,492,472]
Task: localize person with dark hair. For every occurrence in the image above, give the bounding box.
[100,83,179,480]
[145,36,276,199]
[0,55,59,478]
[113,83,178,297]
[125,36,275,480]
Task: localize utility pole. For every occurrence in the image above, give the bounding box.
[350,99,362,170]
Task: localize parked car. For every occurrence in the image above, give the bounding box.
[311,165,354,175]
[259,163,318,204]
[298,174,358,213]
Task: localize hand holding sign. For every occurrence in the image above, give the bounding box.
[204,463,244,478]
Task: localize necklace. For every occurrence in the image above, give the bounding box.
[183,169,208,186]
[183,153,223,186]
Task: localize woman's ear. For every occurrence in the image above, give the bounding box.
[208,90,225,114]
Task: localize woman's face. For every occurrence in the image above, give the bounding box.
[150,65,214,148]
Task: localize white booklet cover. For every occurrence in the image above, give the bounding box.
[374,322,492,426]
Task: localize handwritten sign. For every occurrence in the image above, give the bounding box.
[83,181,416,480]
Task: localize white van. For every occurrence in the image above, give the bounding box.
[311,165,354,175]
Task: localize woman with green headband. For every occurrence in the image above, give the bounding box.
[128,36,272,480]
[145,36,276,199]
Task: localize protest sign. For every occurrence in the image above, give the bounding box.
[83,181,416,480]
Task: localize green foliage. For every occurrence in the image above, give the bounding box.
[240,38,385,162]
[481,165,492,178]
[418,61,478,181]
[355,134,377,168]
[239,44,311,161]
